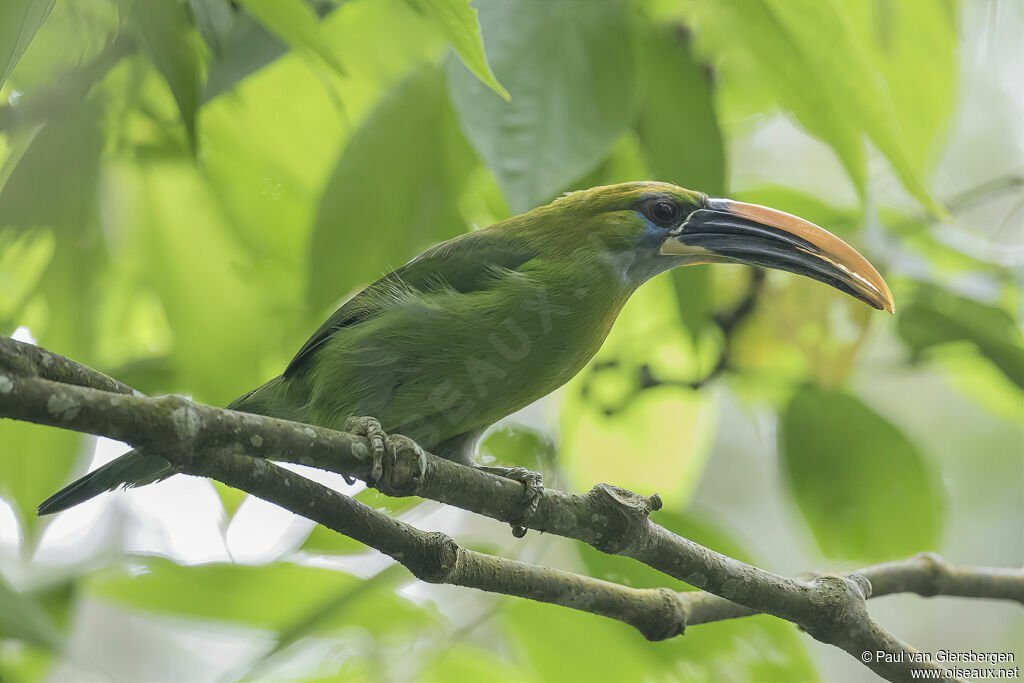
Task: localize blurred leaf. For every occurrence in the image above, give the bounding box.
[0,106,103,542]
[420,647,519,683]
[406,0,507,99]
[580,509,817,682]
[446,0,637,212]
[898,284,1024,390]
[308,64,475,312]
[203,6,290,101]
[102,160,265,405]
[634,21,724,342]
[691,0,954,213]
[0,574,63,651]
[0,123,43,194]
[503,548,817,683]
[237,0,345,76]
[88,558,432,636]
[203,0,337,101]
[692,0,865,196]
[0,107,103,232]
[779,386,945,562]
[301,489,423,554]
[212,480,248,519]
[104,356,176,397]
[189,0,234,58]
[0,423,87,543]
[0,0,54,90]
[247,564,409,675]
[579,508,754,591]
[560,277,715,502]
[635,23,724,196]
[561,385,714,501]
[0,227,54,328]
[478,423,557,480]
[503,598,660,683]
[733,185,862,240]
[300,520,367,555]
[670,266,713,346]
[132,0,203,149]
[845,0,957,178]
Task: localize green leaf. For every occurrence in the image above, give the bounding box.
[574,509,818,682]
[189,0,234,58]
[0,0,54,90]
[634,21,725,342]
[579,509,755,591]
[301,489,423,554]
[405,0,507,99]
[0,226,54,328]
[635,22,724,196]
[236,0,345,76]
[0,574,63,651]
[88,559,433,637]
[0,123,42,195]
[446,0,637,212]
[669,266,713,347]
[0,423,86,544]
[203,1,341,102]
[101,160,266,405]
[421,646,520,683]
[132,0,203,150]
[307,64,475,312]
[690,0,954,214]
[779,386,945,562]
[502,598,662,683]
[246,564,409,675]
[478,423,557,480]
[511,509,818,683]
[560,277,716,502]
[733,185,862,240]
[898,284,1024,390]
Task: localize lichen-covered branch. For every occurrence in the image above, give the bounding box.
[0,337,137,396]
[2,339,1022,682]
[188,450,687,641]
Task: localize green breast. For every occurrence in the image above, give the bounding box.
[301,258,630,450]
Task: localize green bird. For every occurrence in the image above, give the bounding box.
[38,182,893,521]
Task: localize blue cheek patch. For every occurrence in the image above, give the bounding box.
[637,213,669,249]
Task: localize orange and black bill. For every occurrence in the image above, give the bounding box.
[660,198,895,313]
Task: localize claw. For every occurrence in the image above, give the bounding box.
[344,416,387,484]
[477,465,545,538]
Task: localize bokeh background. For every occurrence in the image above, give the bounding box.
[0,0,1021,681]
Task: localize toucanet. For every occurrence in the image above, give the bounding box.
[38,182,893,519]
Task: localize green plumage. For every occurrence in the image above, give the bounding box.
[40,182,695,514]
[40,179,888,515]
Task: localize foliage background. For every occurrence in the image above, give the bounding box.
[0,0,1021,681]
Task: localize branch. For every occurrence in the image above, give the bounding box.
[2,340,1021,681]
[0,337,137,396]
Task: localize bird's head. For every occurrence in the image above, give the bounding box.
[535,181,894,313]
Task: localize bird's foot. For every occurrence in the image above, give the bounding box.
[343,416,426,494]
[476,465,544,538]
[343,415,388,485]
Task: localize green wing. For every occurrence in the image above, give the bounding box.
[284,229,537,377]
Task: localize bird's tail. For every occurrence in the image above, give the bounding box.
[36,450,172,516]
[37,375,291,516]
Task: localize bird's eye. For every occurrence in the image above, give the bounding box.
[649,200,679,225]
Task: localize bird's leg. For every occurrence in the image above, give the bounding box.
[432,430,545,538]
[475,465,544,538]
[343,415,389,485]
